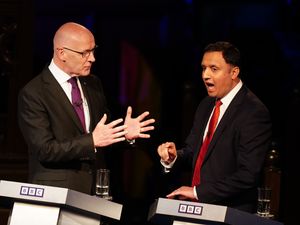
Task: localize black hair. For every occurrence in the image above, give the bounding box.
[204,41,241,67]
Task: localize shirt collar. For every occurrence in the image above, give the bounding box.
[220,80,243,108]
[48,59,73,84]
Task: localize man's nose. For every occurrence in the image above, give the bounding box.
[202,69,209,79]
[89,52,96,62]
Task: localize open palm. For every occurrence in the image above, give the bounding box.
[124,106,155,140]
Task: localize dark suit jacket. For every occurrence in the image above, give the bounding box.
[176,85,272,212]
[18,68,110,194]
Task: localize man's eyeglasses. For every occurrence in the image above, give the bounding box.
[62,45,98,58]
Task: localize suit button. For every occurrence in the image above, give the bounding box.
[88,170,93,175]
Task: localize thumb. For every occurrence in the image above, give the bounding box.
[168,145,176,158]
[126,106,132,118]
[99,113,107,125]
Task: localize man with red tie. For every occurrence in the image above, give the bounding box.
[157,41,272,213]
[18,22,155,195]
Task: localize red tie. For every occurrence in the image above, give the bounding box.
[192,99,222,186]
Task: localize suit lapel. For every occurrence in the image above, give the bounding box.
[42,69,85,132]
[203,86,247,163]
[79,77,95,131]
[192,99,215,167]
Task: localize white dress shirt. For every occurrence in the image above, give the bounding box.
[48,60,91,132]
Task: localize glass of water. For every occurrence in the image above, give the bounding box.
[96,169,112,200]
[257,187,272,218]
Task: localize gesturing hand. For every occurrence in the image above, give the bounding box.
[92,114,127,147]
[124,106,155,140]
[157,142,177,164]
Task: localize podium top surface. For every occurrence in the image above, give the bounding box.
[0,180,122,220]
[148,198,284,225]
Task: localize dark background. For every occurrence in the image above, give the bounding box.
[1,0,299,224]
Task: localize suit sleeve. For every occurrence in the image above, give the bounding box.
[176,98,213,170]
[18,84,96,163]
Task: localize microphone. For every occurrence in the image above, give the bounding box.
[73,99,83,107]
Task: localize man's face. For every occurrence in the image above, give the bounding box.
[201,51,239,98]
[62,36,96,76]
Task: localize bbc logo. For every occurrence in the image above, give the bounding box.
[178,203,203,215]
[20,186,44,198]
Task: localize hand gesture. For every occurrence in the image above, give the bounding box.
[166,186,196,201]
[92,114,127,147]
[124,106,155,140]
[157,142,177,164]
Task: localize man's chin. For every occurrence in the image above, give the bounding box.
[207,91,217,97]
[81,71,91,76]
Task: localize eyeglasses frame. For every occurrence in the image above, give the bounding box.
[62,45,98,58]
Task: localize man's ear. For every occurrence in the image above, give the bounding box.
[56,48,66,62]
[231,66,240,79]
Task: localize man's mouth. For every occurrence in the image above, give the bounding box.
[206,82,215,88]
[205,82,216,92]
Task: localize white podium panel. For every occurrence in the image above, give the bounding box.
[8,202,60,225]
[148,198,284,225]
[0,180,122,225]
[58,210,100,225]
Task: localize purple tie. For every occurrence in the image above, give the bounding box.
[68,77,86,131]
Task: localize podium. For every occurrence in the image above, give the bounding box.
[148,198,284,225]
[0,180,123,225]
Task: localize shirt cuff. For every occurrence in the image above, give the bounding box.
[193,186,199,200]
[126,139,135,145]
[160,155,177,173]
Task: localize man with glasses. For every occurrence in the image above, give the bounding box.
[18,22,155,195]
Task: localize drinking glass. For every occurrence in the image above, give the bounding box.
[96,169,112,200]
[257,187,272,218]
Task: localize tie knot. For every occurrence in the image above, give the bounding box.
[68,77,78,86]
[215,99,222,107]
